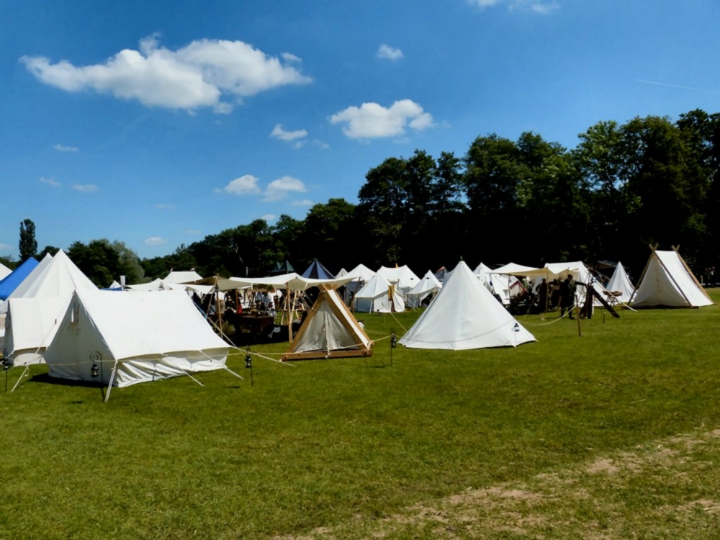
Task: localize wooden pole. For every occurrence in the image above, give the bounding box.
[287,286,293,342]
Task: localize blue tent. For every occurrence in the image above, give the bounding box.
[301,259,335,280]
[0,257,39,300]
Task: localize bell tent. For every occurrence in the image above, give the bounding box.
[399,260,536,350]
[407,271,442,307]
[44,289,230,389]
[606,262,635,304]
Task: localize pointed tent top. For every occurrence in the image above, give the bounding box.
[302,259,335,280]
[268,260,295,276]
[346,264,376,282]
[607,261,635,303]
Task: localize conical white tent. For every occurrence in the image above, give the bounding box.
[44,289,230,388]
[606,262,635,303]
[400,260,536,350]
[631,250,712,308]
[353,273,405,313]
[282,289,372,360]
[0,253,54,314]
[3,250,98,365]
[407,271,442,307]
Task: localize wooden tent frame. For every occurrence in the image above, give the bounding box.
[281,287,373,361]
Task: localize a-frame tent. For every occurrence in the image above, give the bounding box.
[282,288,372,361]
[399,260,536,350]
[631,247,713,308]
[606,262,635,303]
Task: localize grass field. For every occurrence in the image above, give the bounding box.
[1,291,720,539]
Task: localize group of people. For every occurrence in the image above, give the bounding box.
[532,275,578,318]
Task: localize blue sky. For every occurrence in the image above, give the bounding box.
[1,0,718,259]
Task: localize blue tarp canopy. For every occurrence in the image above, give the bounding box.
[0,257,39,300]
[302,259,335,280]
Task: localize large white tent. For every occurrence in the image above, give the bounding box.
[282,289,372,360]
[44,289,230,388]
[606,262,635,303]
[631,250,713,308]
[400,261,536,350]
[407,270,442,307]
[353,273,405,313]
[345,264,376,283]
[3,250,98,365]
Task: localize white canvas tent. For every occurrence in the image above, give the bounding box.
[44,289,230,388]
[353,273,405,313]
[407,271,442,307]
[164,270,203,284]
[631,249,713,308]
[376,265,420,294]
[474,263,522,305]
[345,264,376,282]
[282,289,372,360]
[2,250,98,366]
[0,262,11,281]
[0,253,54,314]
[606,262,635,304]
[400,261,536,350]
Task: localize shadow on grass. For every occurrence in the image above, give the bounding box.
[28,372,106,389]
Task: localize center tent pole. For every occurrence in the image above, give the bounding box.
[287,286,293,342]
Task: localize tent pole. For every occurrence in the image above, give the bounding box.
[104,361,118,402]
[287,286,293,342]
[11,365,30,392]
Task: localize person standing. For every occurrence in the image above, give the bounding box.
[559,274,577,319]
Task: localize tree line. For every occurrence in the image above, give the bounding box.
[6,109,719,287]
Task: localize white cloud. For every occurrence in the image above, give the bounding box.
[155,203,175,209]
[263,176,306,202]
[468,0,559,13]
[0,243,12,251]
[261,214,277,222]
[54,143,78,152]
[39,176,61,187]
[217,174,261,195]
[282,52,302,63]
[21,36,311,112]
[376,44,404,61]
[144,236,167,246]
[312,140,330,150]
[330,99,434,139]
[291,199,313,207]
[270,124,308,142]
[72,184,99,193]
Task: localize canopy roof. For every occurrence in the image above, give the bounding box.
[400,260,536,350]
[227,272,354,291]
[0,257,38,300]
[302,259,335,280]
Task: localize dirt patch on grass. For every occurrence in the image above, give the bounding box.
[278,427,720,539]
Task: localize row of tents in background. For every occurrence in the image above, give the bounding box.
[0,246,712,398]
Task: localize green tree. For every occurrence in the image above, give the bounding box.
[19,219,37,262]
